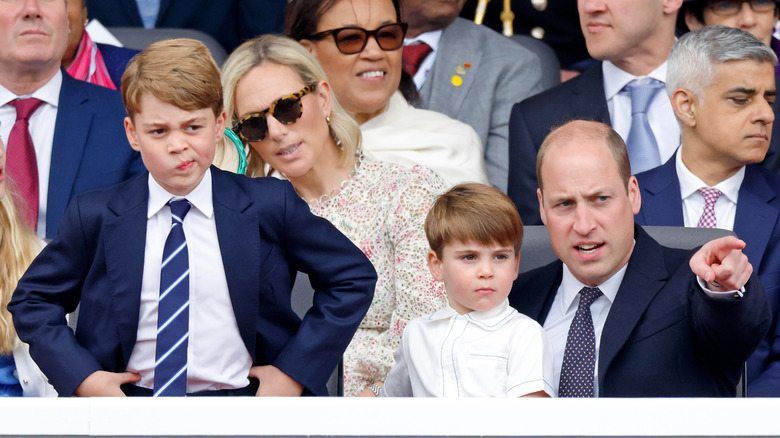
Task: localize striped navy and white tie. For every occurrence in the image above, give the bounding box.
[153,199,192,397]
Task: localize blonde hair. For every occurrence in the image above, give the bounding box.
[121,38,223,120]
[214,34,360,177]
[425,183,524,258]
[0,188,42,354]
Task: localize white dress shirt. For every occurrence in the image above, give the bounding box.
[0,71,62,237]
[603,61,680,169]
[126,169,252,392]
[676,149,743,231]
[404,30,442,90]
[381,299,556,397]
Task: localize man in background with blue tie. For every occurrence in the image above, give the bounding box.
[509,119,771,397]
[635,26,780,396]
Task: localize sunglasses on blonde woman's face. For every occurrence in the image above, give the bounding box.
[306,23,408,55]
[233,85,314,142]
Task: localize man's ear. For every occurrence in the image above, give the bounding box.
[663,0,684,15]
[537,188,548,226]
[670,88,697,128]
[124,116,141,152]
[427,250,444,282]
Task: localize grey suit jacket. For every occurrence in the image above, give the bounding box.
[419,18,545,192]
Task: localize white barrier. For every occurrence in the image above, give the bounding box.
[2,397,780,436]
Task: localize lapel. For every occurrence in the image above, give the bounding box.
[734,165,778,270]
[102,173,150,364]
[421,18,482,116]
[569,63,611,125]
[47,72,91,238]
[211,167,263,359]
[637,157,684,226]
[156,0,174,25]
[512,261,562,324]
[598,226,670,384]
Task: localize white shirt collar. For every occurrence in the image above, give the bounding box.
[602,60,668,101]
[0,70,62,107]
[147,168,214,219]
[675,148,744,204]
[428,299,517,331]
[558,259,628,315]
[404,29,442,52]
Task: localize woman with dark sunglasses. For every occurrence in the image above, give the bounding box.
[215,34,449,397]
[284,0,489,187]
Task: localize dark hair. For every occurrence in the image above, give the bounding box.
[679,0,780,32]
[284,0,419,104]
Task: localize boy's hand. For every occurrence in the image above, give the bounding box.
[249,365,303,396]
[74,370,141,397]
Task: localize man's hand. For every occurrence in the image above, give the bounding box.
[690,236,753,291]
[248,365,303,396]
[74,370,140,397]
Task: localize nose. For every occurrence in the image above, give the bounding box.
[572,204,597,236]
[22,0,43,17]
[265,114,289,142]
[167,131,189,153]
[477,259,494,279]
[580,0,607,15]
[359,34,384,60]
[755,96,776,125]
[736,2,758,28]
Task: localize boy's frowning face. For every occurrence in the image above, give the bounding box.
[124,93,225,196]
[427,240,520,315]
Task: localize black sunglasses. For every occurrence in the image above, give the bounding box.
[706,0,777,15]
[306,23,408,55]
[232,85,313,142]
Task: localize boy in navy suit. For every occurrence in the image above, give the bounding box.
[9,39,376,397]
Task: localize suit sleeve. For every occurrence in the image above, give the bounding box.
[268,183,377,394]
[690,269,772,367]
[507,101,543,225]
[484,47,544,193]
[8,196,104,396]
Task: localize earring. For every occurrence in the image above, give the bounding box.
[326,115,331,124]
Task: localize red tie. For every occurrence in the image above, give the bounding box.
[402,42,432,77]
[6,98,44,230]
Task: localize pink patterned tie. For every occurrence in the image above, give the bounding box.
[6,98,44,230]
[697,187,722,228]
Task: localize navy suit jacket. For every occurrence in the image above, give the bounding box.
[507,62,780,226]
[509,225,771,396]
[96,43,139,89]
[9,168,377,397]
[86,0,286,53]
[48,71,144,239]
[635,159,780,395]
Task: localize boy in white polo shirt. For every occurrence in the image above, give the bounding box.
[366,183,555,397]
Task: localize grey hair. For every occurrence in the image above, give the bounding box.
[213,34,361,177]
[666,25,777,100]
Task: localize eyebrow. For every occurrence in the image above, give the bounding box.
[728,87,757,94]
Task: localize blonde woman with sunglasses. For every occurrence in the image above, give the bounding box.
[215,34,449,397]
[284,0,489,188]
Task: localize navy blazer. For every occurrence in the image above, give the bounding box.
[509,225,771,396]
[507,62,780,226]
[9,168,377,397]
[86,0,286,53]
[635,159,780,395]
[96,43,139,89]
[48,71,144,239]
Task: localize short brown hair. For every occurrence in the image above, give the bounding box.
[425,183,524,258]
[121,38,223,120]
[537,120,630,193]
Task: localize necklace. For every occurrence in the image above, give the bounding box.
[306,154,362,207]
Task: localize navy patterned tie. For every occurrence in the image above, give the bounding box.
[153,199,191,397]
[559,286,603,397]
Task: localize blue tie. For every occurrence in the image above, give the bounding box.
[136,0,161,28]
[622,78,665,174]
[559,286,603,397]
[153,199,191,397]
